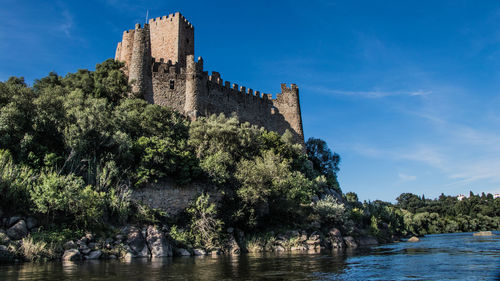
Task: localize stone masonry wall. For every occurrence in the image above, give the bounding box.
[150,60,186,112]
[200,71,302,142]
[130,179,221,216]
[148,12,194,67]
[115,29,135,75]
[116,12,304,143]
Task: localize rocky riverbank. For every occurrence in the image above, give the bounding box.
[0,214,383,263]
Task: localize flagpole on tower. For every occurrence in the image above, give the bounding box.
[145,10,149,24]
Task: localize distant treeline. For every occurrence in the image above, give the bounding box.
[395,192,499,234]
[343,191,499,239]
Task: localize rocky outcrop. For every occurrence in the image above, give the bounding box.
[6,220,28,241]
[26,217,37,230]
[226,234,241,254]
[174,248,191,256]
[62,249,82,261]
[8,217,22,227]
[85,250,102,260]
[305,232,321,250]
[0,218,392,263]
[326,228,345,249]
[147,225,172,257]
[473,231,494,236]
[358,236,378,247]
[343,236,358,248]
[0,245,16,262]
[408,236,420,242]
[243,229,372,253]
[64,240,77,250]
[193,248,206,256]
[123,226,150,258]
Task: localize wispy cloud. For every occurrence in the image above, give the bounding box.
[351,110,500,188]
[398,173,417,182]
[305,86,432,98]
[352,143,445,169]
[59,9,74,37]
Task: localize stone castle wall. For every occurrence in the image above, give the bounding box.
[115,12,304,143]
[130,179,221,216]
[149,13,194,67]
[201,72,302,141]
[149,60,186,111]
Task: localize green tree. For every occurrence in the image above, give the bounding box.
[30,172,105,228]
[187,193,224,249]
[305,137,341,192]
[396,193,424,213]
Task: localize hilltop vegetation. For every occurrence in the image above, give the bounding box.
[0,60,498,261]
[0,60,345,248]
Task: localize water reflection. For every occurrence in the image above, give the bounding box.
[0,232,499,280]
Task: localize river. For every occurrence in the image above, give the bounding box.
[1,232,499,280]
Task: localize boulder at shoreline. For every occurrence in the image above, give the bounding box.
[408,236,420,242]
[473,231,494,236]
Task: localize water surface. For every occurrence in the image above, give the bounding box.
[1,232,499,280]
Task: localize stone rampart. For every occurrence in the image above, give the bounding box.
[115,12,304,143]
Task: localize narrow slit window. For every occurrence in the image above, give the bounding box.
[170,80,175,90]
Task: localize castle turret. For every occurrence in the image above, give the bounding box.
[128,23,153,99]
[184,54,203,119]
[276,84,305,144]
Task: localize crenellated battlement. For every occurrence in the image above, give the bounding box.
[152,59,181,75]
[148,12,194,30]
[207,71,277,101]
[115,12,304,144]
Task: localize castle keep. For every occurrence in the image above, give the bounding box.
[115,12,304,143]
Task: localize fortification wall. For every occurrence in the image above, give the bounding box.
[198,71,301,141]
[115,12,304,144]
[150,59,186,112]
[130,179,221,216]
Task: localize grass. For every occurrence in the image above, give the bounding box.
[19,236,57,261]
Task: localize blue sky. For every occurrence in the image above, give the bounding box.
[1,0,500,201]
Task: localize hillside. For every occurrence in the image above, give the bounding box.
[0,60,498,262]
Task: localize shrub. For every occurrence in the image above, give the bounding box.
[169,225,193,248]
[0,149,34,213]
[313,195,347,225]
[107,185,132,224]
[187,193,224,249]
[133,136,199,186]
[199,151,233,185]
[235,150,316,227]
[30,172,106,228]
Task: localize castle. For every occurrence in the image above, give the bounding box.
[115,12,304,143]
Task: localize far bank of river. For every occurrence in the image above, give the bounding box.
[0,232,498,280]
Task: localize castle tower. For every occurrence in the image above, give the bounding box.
[277,84,305,144]
[116,12,194,69]
[148,12,194,67]
[184,54,203,119]
[115,29,135,76]
[115,12,305,146]
[127,24,153,98]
